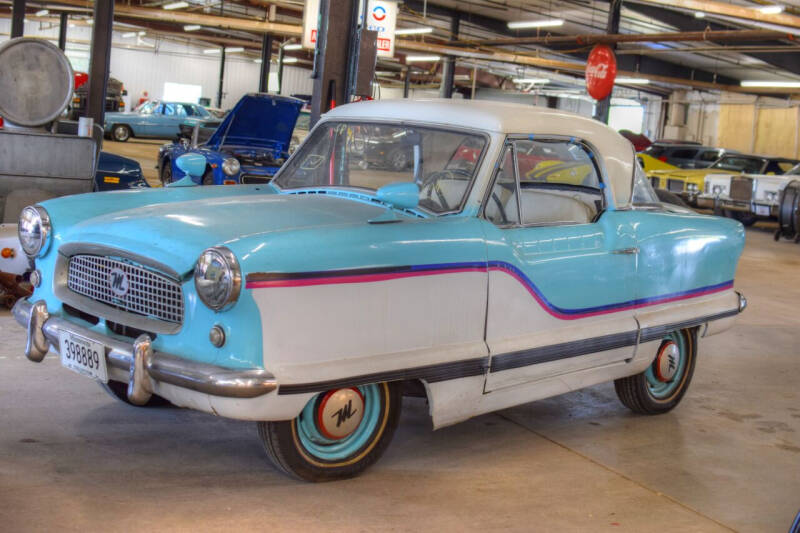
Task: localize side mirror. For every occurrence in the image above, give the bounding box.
[376,182,419,210]
[176,153,206,178]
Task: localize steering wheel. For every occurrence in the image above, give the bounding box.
[418,169,471,212]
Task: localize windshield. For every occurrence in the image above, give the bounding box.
[273,121,487,214]
[710,156,764,173]
[788,163,800,176]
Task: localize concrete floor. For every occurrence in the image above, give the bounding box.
[1,210,799,530]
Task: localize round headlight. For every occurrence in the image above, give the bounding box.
[18,205,51,257]
[712,185,723,195]
[765,191,778,202]
[194,246,241,311]
[222,157,240,176]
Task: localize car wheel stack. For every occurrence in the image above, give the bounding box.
[775,180,800,243]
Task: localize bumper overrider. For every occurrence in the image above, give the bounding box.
[12,298,277,405]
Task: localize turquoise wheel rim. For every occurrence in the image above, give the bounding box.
[645,331,688,400]
[296,384,382,462]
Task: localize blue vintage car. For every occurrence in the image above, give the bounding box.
[12,100,746,482]
[94,151,148,191]
[104,100,213,142]
[157,93,304,185]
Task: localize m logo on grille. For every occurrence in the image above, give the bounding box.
[108,268,130,297]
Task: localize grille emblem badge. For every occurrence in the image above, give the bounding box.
[108,267,130,297]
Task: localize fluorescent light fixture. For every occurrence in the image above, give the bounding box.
[138,31,146,36]
[225,47,245,53]
[507,19,564,29]
[616,77,650,84]
[85,18,93,25]
[395,27,434,35]
[283,57,299,64]
[203,48,220,54]
[163,1,189,10]
[512,78,550,84]
[184,24,201,31]
[758,5,784,14]
[122,32,137,38]
[406,54,441,62]
[35,9,49,16]
[254,59,263,63]
[694,11,705,18]
[282,43,303,50]
[741,80,800,88]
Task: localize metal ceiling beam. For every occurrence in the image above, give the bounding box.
[459,29,797,47]
[632,0,800,30]
[395,39,791,94]
[51,0,302,36]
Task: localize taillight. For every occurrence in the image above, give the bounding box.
[658,156,668,162]
[223,180,237,185]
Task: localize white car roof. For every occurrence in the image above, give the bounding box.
[324,99,636,208]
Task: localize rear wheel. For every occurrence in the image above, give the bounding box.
[615,329,697,415]
[100,380,170,407]
[112,124,131,142]
[257,381,402,482]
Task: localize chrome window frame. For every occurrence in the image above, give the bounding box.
[480,134,610,229]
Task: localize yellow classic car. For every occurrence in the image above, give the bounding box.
[637,153,678,172]
[647,154,800,205]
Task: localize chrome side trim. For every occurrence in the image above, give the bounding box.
[12,299,277,399]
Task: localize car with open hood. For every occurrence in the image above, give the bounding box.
[157,93,304,185]
[12,100,746,482]
[648,153,800,205]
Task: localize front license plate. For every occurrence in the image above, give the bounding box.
[755,204,770,216]
[59,331,108,383]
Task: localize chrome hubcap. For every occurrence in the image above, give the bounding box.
[655,341,680,382]
[316,388,365,440]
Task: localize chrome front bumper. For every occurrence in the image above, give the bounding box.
[12,298,277,405]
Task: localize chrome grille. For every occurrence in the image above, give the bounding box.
[730,177,754,202]
[667,179,684,193]
[67,255,183,324]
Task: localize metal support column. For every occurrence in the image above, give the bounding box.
[403,68,410,98]
[439,13,460,98]
[259,33,272,92]
[58,12,68,50]
[310,0,357,128]
[86,0,114,129]
[595,0,621,124]
[277,45,285,95]
[11,0,25,38]
[217,47,226,108]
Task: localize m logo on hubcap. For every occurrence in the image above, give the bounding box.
[108,267,130,297]
[318,388,365,440]
[655,341,680,382]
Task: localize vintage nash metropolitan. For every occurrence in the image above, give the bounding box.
[13,100,746,482]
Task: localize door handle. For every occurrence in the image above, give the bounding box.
[612,247,639,255]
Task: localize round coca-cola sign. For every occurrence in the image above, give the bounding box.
[585,44,617,100]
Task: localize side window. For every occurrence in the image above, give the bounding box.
[515,139,601,226]
[163,103,176,116]
[670,149,699,159]
[154,103,165,115]
[700,150,720,162]
[485,146,520,226]
[176,105,189,117]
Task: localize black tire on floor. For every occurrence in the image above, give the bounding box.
[614,328,697,415]
[100,380,171,407]
[724,209,757,227]
[257,381,402,482]
[160,159,172,186]
[112,124,132,142]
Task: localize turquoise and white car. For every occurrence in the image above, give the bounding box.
[13,100,746,481]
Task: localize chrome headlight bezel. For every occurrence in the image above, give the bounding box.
[687,183,699,194]
[194,246,242,311]
[712,184,724,195]
[18,205,51,257]
[222,157,241,176]
[764,190,778,203]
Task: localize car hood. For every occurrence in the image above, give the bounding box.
[45,187,391,275]
[206,94,304,151]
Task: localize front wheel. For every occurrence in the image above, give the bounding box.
[257,381,402,482]
[159,159,172,186]
[112,124,131,142]
[614,329,697,415]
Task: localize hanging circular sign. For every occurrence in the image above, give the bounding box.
[585,44,617,100]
